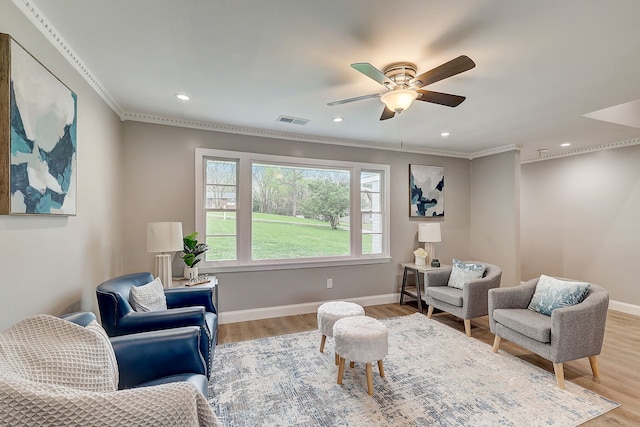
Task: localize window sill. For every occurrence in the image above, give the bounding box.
[199,256,391,274]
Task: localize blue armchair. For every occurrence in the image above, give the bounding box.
[96,272,217,378]
[62,312,209,394]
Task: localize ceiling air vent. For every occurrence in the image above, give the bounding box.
[276,115,310,125]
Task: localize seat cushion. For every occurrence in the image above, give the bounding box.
[426,286,463,307]
[493,308,551,343]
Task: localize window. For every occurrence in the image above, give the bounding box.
[195,149,390,271]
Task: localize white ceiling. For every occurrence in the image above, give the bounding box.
[24,0,640,160]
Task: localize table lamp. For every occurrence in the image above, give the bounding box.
[147,222,183,288]
[418,222,441,265]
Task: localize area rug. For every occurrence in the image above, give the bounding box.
[208,313,618,427]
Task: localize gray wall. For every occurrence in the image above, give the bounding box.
[122,121,473,313]
[470,151,521,286]
[0,2,124,329]
[521,144,640,305]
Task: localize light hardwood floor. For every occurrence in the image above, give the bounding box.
[218,303,640,426]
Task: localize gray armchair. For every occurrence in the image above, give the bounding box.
[425,261,502,337]
[488,277,609,389]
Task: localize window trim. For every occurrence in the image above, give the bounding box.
[195,148,391,272]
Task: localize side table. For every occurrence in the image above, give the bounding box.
[399,263,450,313]
[172,275,219,314]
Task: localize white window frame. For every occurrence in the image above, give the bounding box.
[195,148,391,272]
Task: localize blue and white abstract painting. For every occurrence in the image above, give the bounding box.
[409,164,444,217]
[9,38,77,215]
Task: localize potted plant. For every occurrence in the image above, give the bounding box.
[181,232,210,278]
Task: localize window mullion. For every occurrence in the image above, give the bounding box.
[237,158,253,262]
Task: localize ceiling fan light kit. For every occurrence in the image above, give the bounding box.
[329,55,476,121]
[380,89,419,113]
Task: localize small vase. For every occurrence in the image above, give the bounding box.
[184,266,198,279]
[415,256,426,266]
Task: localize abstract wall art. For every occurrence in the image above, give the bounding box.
[0,33,77,216]
[409,164,444,217]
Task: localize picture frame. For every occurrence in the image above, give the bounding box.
[409,164,444,217]
[0,33,77,216]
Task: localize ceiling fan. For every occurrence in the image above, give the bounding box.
[328,55,476,121]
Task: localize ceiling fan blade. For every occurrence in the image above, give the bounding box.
[327,93,381,106]
[380,106,396,121]
[351,63,397,88]
[417,90,466,107]
[410,55,476,88]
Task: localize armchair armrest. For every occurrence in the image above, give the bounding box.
[489,279,537,311]
[60,312,98,327]
[488,279,537,332]
[116,306,207,335]
[111,326,206,389]
[165,286,217,314]
[424,268,452,288]
[550,290,609,363]
[463,273,502,319]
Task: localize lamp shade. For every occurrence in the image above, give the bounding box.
[418,222,441,243]
[147,222,183,253]
[380,89,419,112]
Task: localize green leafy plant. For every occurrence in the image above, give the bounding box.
[181,232,210,267]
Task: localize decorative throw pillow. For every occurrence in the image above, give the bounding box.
[447,259,486,289]
[528,274,590,316]
[129,277,167,312]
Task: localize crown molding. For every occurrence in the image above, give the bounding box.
[123,112,473,159]
[12,0,124,118]
[521,138,640,163]
[469,144,522,159]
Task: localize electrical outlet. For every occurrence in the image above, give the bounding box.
[327,278,333,289]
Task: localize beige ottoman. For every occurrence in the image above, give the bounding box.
[317,301,365,364]
[334,315,388,396]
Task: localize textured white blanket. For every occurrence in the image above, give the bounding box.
[0,314,218,426]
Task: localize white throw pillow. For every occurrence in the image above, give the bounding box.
[129,277,167,312]
[447,259,486,289]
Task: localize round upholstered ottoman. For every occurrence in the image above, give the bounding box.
[317,301,365,364]
[333,315,388,396]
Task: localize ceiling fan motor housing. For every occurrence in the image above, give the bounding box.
[382,62,417,88]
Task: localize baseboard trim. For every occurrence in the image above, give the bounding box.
[218,295,640,324]
[218,293,399,324]
[609,299,640,317]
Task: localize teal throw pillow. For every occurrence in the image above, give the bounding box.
[447,259,486,289]
[528,275,590,316]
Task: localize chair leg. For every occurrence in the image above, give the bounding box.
[464,319,472,337]
[426,305,434,319]
[377,360,385,377]
[553,362,565,389]
[366,363,374,395]
[492,335,501,353]
[320,334,326,353]
[589,355,600,378]
[337,357,345,385]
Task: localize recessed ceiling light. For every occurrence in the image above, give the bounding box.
[441,132,450,137]
[560,142,571,147]
[333,117,343,122]
[176,93,190,101]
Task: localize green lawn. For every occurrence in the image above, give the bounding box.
[205,212,373,260]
